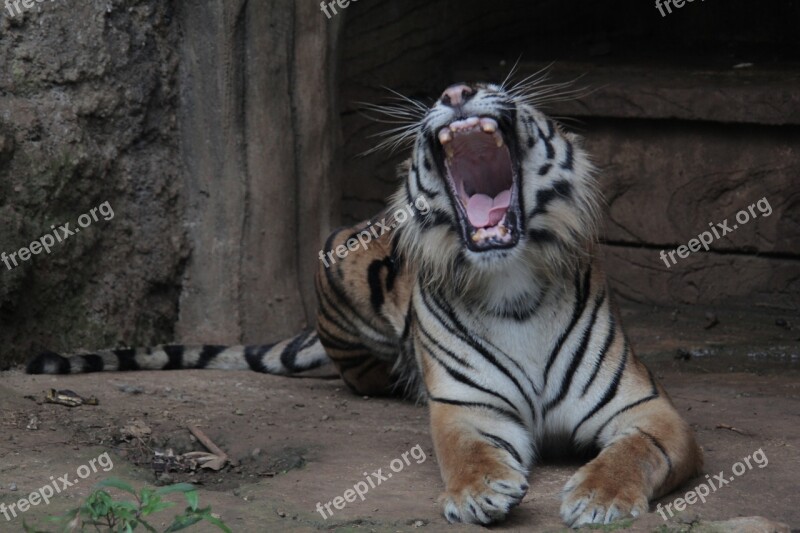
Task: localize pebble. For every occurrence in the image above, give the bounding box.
[251,448,261,458]
[321,415,329,421]
[9,482,17,491]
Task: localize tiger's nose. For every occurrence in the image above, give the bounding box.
[441,84,474,107]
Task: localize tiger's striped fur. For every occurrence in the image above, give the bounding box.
[27,78,702,527]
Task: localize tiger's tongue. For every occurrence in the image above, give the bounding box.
[466,190,511,228]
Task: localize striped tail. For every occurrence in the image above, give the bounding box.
[26,329,332,376]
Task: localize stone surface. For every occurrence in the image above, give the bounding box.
[175,0,342,345]
[0,1,184,366]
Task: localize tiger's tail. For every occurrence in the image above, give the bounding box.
[25,329,333,376]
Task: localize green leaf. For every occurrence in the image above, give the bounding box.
[96,477,137,495]
[202,514,233,533]
[184,490,199,511]
[143,501,174,515]
[137,518,159,533]
[163,513,205,532]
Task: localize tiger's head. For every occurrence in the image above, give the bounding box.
[383,77,602,289]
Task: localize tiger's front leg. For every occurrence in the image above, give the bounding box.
[429,400,532,524]
[417,328,535,524]
[560,394,703,527]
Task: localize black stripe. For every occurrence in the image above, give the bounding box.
[478,431,523,466]
[244,344,275,372]
[355,358,386,380]
[544,266,591,384]
[581,315,616,396]
[114,349,139,371]
[280,331,313,372]
[590,365,661,443]
[417,320,474,369]
[82,354,104,373]
[317,322,368,352]
[592,393,659,444]
[424,288,540,408]
[527,228,556,242]
[637,427,673,475]
[422,337,519,413]
[428,396,525,427]
[418,209,454,230]
[571,341,629,442]
[320,241,395,347]
[162,345,184,370]
[528,180,573,220]
[333,353,373,372]
[544,291,606,415]
[26,351,71,374]
[298,331,319,351]
[195,345,227,369]
[317,281,395,351]
[538,164,552,176]
[367,259,388,312]
[414,161,438,198]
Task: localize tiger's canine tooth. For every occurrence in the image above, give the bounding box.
[438,128,453,144]
[480,118,498,133]
[494,132,504,147]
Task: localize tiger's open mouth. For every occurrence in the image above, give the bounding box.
[434,116,522,252]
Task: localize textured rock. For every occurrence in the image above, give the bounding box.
[0,1,184,366]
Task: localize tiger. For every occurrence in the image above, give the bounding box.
[27,76,703,527]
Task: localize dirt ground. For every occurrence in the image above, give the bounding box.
[1,304,798,533]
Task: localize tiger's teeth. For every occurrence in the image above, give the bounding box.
[438,128,453,145]
[494,132,504,147]
[480,118,497,133]
[445,144,454,158]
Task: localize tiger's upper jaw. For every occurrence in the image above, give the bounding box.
[427,84,523,253]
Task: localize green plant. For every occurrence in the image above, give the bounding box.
[23,478,231,533]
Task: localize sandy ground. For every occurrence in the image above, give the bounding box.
[1,304,798,533]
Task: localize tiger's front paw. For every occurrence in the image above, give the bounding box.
[440,468,529,525]
[560,463,648,528]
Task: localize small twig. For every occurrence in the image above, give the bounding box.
[188,426,226,457]
[715,423,751,436]
[186,425,229,470]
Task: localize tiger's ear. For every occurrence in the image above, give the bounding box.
[396,158,413,177]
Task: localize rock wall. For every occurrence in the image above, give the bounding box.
[0,0,184,367]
